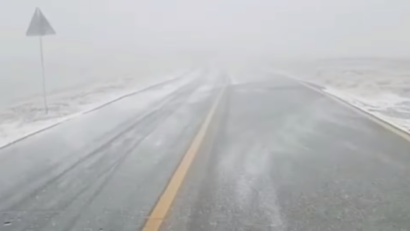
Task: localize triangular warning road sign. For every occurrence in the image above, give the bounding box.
[26,8,56,36]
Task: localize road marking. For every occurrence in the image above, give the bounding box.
[142,87,225,231]
[276,71,410,143]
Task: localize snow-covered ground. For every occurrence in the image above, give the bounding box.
[278,58,410,133]
[0,69,194,149]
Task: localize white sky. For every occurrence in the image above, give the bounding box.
[2,0,410,104]
[1,0,410,60]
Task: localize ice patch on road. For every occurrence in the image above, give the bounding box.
[0,71,193,149]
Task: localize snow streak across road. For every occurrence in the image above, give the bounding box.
[1,69,410,231]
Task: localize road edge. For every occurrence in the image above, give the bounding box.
[275,71,410,143]
[0,71,193,151]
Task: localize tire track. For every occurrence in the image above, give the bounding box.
[0,78,203,216]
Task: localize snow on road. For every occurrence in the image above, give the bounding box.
[0,70,193,149]
[277,58,410,134]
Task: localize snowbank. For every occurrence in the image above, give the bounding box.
[279,58,410,133]
[0,70,193,149]
[325,88,410,133]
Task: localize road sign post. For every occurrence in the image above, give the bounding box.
[26,8,56,113]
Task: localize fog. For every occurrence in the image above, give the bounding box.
[2,0,410,104]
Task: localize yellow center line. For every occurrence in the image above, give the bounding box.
[142,87,225,231]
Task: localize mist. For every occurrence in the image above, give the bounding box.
[2,0,410,105]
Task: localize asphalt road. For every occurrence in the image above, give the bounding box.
[1,70,410,231]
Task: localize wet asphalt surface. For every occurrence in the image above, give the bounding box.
[1,70,410,231]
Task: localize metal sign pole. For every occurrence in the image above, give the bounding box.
[39,36,48,113]
[26,7,56,114]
